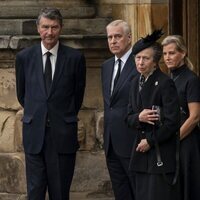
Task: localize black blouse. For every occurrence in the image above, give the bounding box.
[171,64,200,123]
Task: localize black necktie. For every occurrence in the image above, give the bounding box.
[113,59,122,89]
[139,75,145,91]
[44,51,52,94]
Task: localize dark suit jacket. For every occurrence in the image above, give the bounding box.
[127,68,180,173]
[15,43,86,154]
[101,53,138,158]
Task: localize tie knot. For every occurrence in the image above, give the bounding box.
[118,58,121,65]
[46,51,52,57]
[117,58,122,73]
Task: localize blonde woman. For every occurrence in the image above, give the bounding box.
[162,35,200,200]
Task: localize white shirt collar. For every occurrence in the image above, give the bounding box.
[41,42,59,56]
[115,47,132,64]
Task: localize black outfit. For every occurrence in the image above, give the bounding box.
[127,68,180,200]
[101,53,138,200]
[171,64,200,200]
[15,43,86,200]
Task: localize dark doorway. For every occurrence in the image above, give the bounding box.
[169,0,200,75]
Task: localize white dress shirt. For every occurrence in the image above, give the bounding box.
[111,47,132,94]
[41,42,59,79]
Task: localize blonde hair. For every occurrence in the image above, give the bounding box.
[161,35,194,70]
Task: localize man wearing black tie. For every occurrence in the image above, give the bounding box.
[101,20,138,200]
[15,7,86,200]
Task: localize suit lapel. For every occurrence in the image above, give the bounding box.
[34,46,46,97]
[103,58,115,106]
[49,44,66,97]
[110,54,134,103]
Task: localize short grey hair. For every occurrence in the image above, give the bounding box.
[36,7,63,26]
[106,19,131,35]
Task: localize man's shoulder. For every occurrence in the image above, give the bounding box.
[59,44,83,57]
[102,57,114,66]
[16,44,40,57]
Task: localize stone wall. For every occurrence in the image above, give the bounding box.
[0,0,168,199]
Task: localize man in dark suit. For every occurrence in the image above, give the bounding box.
[15,7,86,200]
[101,20,138,200]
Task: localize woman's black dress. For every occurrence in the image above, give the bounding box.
[171,64,200,200]
[127,69,180,200]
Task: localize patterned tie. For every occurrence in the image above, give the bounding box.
[113,59,122,89]
[139,75,145,91]
[44,51,52,95]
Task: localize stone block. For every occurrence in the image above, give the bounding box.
[95,111,104,149]
[14,110,24,152]
[9,36,40,50]
[83,68,103,109]
[95,5,112,18]
[9,35,108,50]
[0,50,15,60]
[0,194,26,200]
[0,68,20,110]
[0,18,109,35]
[0,20,23,35]
[0,111,17,153]
[61,18,110,35]
[61,35,108,50]
[0,153,26,193]
[0,50,15,68]
[78,110,96,151]
[71,151,111,193]
[0,0,96,19]
[0,36,10,49]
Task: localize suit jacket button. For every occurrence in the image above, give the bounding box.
[46,119,50,127]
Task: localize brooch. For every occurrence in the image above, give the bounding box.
[155,81,158,86]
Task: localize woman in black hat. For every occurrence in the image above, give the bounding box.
[126,30,180,200]
[162,35,200,200]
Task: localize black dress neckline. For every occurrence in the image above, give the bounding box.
[170,64,187,81]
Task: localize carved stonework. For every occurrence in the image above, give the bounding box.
[95,111,104,149]
[14,110,24,152]
[78,110,96,151]
[0,111,16,153]
[0,153,26,194]
[0,69,20,110]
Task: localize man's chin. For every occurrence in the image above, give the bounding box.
[111,49,119,54]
